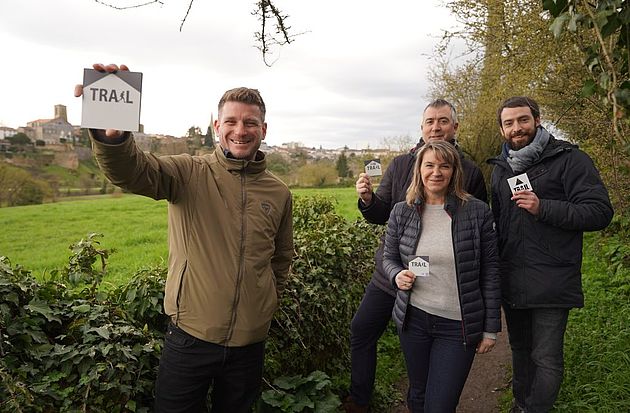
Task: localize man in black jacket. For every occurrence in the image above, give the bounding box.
[344,99,487,412]
[489,96,613,413]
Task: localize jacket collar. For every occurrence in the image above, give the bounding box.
[413,194,460,216]
[215,145,267,174]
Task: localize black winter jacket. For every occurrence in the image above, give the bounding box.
[360,141,487,295]
[488,134,613,309]
[382,196,501,345]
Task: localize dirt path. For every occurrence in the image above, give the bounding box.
[388,315,511,413]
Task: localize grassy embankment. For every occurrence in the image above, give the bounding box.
[0,188,361,285]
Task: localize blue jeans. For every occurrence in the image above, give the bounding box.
[399,306,476,413]
[154,323,265,413]
[503,307,569,413]
[349,281,396,406]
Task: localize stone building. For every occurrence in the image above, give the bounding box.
[0,126,17,140]
[25,104,74,145]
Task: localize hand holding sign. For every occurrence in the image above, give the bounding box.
[507,173,532,195]
[74,63,136,140]
[409,256,430,277]
[508,173,540,216]
[355,173,373,206]
[395,269,415,290]
[364,159,382,177]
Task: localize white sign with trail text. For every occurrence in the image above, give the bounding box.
[81,69,143,132]
[507,172,532,195]
[364,159,382,177]
[409,256,430,277]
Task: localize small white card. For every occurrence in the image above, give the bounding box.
[364,159,382,177]
[81,68,143,132]
[409,255,430,277]
[507,173,532,195]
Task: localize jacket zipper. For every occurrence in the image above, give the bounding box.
[225,170,247,343]
[450,210,468,347]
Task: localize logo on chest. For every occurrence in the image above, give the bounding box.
[261,201,272,216]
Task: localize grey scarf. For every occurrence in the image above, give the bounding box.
[504,127,550,173]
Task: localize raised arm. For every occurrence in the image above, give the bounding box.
[76,63,191,202]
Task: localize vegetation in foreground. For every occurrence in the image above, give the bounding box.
[0,196,409,412]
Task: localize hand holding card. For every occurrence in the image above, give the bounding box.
[507,173,532,195]
[81,67,142,132]
[364,159,382,177]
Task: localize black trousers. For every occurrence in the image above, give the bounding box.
[154,323,265,413]
[349,281,396,405]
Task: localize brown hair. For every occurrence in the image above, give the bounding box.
[218,87,266,120]
[405,140,470,206]
[497,96,540,127]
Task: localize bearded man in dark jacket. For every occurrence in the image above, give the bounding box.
[488,96,613,413]
[343,99,487,412]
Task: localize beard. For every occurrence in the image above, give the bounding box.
[508,131,535,150]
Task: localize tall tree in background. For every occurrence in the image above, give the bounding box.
[430,0,628,209]
[430,0,567,180]
[335,151,350,178]
[542,0,630,210]
[204,114,216,149]
[186,126,203,149]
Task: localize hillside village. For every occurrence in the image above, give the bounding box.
[0,103,392,169]
[0,104,399,206]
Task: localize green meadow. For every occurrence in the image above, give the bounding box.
[0,187,361,285]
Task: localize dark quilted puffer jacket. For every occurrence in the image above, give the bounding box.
[383,195,501,346]
[359,141,487,296]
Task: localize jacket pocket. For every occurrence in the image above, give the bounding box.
[164,260,188,320]
[532,224,579,266]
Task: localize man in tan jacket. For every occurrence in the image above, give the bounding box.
[75,63,294,412]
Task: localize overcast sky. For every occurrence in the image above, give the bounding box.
[0,0,458,149]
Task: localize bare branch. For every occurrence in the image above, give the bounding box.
[179,0,195,32]
[253,0,305,66]
[93,0,163,10]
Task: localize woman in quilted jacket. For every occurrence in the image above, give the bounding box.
[383,140,501,413]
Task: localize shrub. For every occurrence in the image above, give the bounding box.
[0,246,162,412]
[265,196,382,378]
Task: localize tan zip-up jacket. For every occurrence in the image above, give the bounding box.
[91,134,293,346]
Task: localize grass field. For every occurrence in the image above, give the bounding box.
[0,187,361,285]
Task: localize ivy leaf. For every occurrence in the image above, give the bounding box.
[73,303,91,313]
[88,326,111,340]
[614,87,630,107]
[26,297,61,323]
[568,12,583,32]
